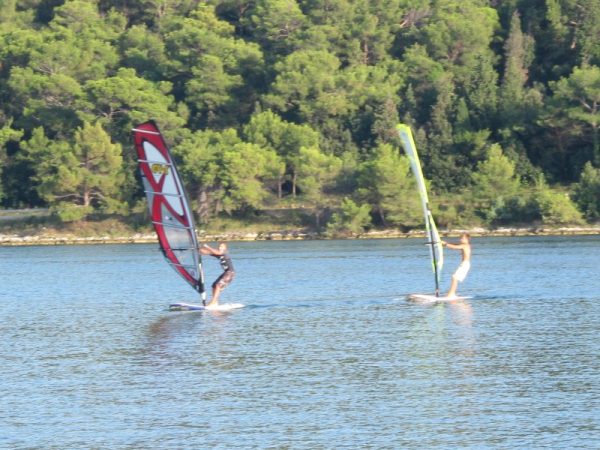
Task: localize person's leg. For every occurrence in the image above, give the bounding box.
[206,272,233,307]
[206,274,224,307]
[206,285,222,306]
[447,277,458,297]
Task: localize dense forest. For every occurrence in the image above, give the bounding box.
[1,0,599,235]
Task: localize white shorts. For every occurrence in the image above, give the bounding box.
[452,261,470,282]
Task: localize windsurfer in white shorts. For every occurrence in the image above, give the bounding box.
[442,232,471,297]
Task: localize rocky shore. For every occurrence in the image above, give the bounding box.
[1,226,598,246]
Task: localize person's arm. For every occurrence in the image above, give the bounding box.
[200,244,218,256]
[200,244,221,256]
[443,241,464,250]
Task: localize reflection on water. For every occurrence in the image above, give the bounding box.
[1,236,599,448]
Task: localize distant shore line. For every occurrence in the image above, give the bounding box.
[1,226,599,246]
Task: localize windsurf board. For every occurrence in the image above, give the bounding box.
[169,302,245,312]
[407,294,471,303]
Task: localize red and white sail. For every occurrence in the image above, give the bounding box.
[132,121,206,300]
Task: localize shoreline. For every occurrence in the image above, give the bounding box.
[1,226,598,246]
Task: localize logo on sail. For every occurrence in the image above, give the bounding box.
[151,163,169,176]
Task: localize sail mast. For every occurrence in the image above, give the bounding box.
[427,209,440,297]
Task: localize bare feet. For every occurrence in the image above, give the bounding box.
[447,278,458,297]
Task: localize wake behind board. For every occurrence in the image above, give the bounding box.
[407,294,472,303]
[169,302,245,312]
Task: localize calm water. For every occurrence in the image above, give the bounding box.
[1,236,599,448]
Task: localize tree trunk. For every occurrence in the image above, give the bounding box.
[593,122,599,166]
[197,188,210,224]
[292,171,297,198]
[278,174,283,199]
[378,207,387,227]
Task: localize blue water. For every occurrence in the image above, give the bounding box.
[1,236,599,448]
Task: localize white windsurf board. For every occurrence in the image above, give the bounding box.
[407,294,471,303]
[169,302,245,312]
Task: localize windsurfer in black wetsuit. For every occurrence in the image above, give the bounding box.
[200,242,235,307]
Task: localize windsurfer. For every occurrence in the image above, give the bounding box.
[442,233,471,297]
[200,242,235,307]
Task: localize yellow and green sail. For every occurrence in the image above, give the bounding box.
[396,124,444,296]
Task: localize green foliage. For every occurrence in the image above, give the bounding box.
[85,68,187,145]
[293,145,342,227]
[574,162,600,220]
[471,144,521,220]
[357,143,421,227]
[326,197,371,237]
[175,128,282,222]
[19,122,124,220]
[51,203,93,223]
[161,4,264,127]
[119,25,168,81]
[0,122,24,201]
[293,146,341,200]
[534,182,585,226]
[242,0,306,56]
[487,195,541,225]
[243,110,319,197]
[499,12,536,126]
[549,65,600,165]
[265,49,343,124]
[419,0,499,80]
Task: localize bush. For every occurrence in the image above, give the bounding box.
[51,203,93,223]
[326,198,371,237]
[491,195,541,225]
[574,162,600,220]
[535,184,584,226]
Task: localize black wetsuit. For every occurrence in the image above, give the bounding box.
[212,253,235,289]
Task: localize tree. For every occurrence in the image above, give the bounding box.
[242,0,306,57]
[497,9,544,151]
[264,49,344,125]
[464,54,498,130]
[574,162,600,220]
[84,67,187,143]
[0,122,23,202]
[533,176,584,225]
[398,45,445,124]
[20,122,125,221]
[292,145,341,227]
[549,65,600,166]
[119,24,168,81]
[219,142,282,215]
[340,62,404,150]
[326,197,371,237]
[417,0,499,83]
[499,11,534,123]
[298,0,403,66]
[174,128,281,222]
[161,4,264,128]
[575,0,600,65]
[5,2,124,136]
[471,144,521,220]
[357,143,420,227]
[243,110,319,197]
